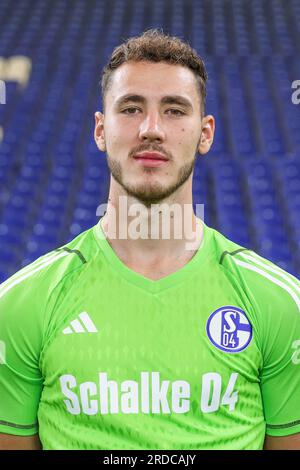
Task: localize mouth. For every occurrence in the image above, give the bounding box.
[133,152,169,167]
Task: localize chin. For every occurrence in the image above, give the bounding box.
[125,182,177,206]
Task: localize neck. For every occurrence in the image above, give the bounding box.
[100,182,203,265]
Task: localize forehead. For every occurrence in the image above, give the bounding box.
[106,61,200,105]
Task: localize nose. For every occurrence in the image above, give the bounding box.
[138,111,165,143]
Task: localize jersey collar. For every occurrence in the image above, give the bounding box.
[93,217,212,293]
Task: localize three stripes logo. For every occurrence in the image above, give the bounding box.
[62,312,98,335]
[232,251,300,312]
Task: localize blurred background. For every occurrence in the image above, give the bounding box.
[0,0,299,281]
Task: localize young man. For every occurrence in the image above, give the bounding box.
[0,30,299,450]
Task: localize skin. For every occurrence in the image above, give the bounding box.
[95,60,215,279]
[264,433,300,450]
[0,433,42,450]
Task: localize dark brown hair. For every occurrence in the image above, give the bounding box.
[101,29,208,114]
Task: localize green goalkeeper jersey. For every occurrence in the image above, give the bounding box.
[0,218,300,450]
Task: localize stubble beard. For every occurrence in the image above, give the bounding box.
[106,143,200,207]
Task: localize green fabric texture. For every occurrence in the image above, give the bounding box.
[0,219,299,448]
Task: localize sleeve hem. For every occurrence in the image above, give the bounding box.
[266,423,300,437]
[0,422,38,436]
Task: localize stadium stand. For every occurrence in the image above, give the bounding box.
[0,0,299,281]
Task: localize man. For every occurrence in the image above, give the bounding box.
[0,30,299,450]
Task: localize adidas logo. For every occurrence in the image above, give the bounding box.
[62,312,98,334]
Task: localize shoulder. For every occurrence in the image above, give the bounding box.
[208,225,300,315]
[0,225,101,364]
[0,225,99,308]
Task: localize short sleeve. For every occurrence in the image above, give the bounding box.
[0,268,44,436]
[223,248,300,437]
[256,270,300,436]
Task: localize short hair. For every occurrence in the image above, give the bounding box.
[101,29,208,115]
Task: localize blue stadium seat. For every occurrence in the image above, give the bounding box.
[0,0,299,280]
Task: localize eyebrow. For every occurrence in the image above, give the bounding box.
[115,94,193,111]
[161,95,193,110]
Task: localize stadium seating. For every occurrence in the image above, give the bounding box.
[0,0,299,281]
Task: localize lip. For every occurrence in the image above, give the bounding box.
[133,152,169,167]
[133,152,169,161]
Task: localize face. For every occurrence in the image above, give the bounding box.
[95,61,214,205]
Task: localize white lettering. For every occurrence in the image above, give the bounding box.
[80,381,98,415]
[0,81,6,105]
[201,372,222,413]
[292,80,300,104]
[119,196,128,239]
[120,380,139,413]
[60,371,238,417]
[151,372,170,413]
[172,381,190,413]
[291,339,300,365]
[128,203,149,240]
[141,371,150,413]
[99,372,119,414]
[201,372,239,413]
[60,374,81,415]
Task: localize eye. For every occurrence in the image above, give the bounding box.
[121,107,141,115]
[166,108,185,116]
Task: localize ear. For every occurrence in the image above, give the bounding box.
[94,111,106,152]
[198,115,215,155]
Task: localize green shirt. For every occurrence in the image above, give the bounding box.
[0,219,299,449]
